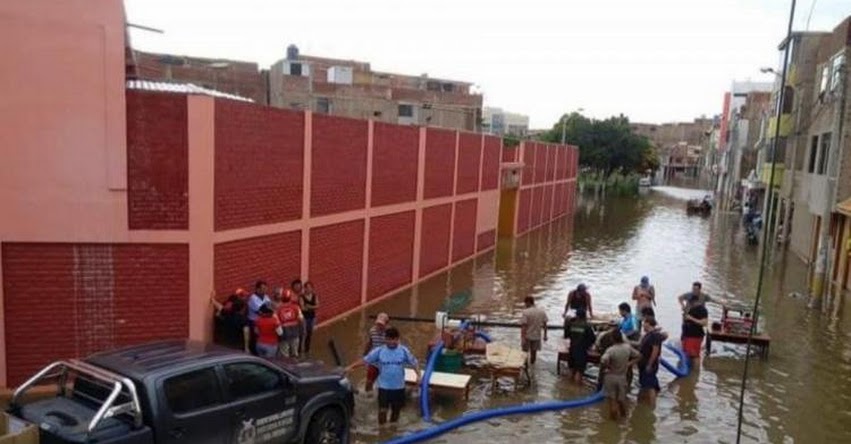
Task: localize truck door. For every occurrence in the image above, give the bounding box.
[221,362,299,444]
[157,367,230,444]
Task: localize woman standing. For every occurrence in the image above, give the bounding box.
[300,281,319,354]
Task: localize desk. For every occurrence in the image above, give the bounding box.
[405,369,472,401]
[484,343,529,392]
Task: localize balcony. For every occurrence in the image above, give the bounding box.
[767,113,793,138]
[760,163,784,188]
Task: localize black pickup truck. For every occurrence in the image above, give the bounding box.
[6,340,354,444]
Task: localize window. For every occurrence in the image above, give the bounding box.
[164,369,222,414]
[441,83,455,93]
[830,54,845,92]
[316,97,331,114]
[426,81,441,91]
[819,65,830,94]
[398,104,414,118]
[290,63,303,76]
[817,133,832,175]
[808,136,819,173]
[224,363,283,400]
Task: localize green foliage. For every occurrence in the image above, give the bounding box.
[578,171,641,196]
[503,134,521,148]
[543,112,657,176]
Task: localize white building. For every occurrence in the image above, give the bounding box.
[482,107,530,137]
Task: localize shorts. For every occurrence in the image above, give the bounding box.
[603,374,628,401]
[568,352,588,372]
[367,365,380,385]
[682,337,703,358]
[522,339,541,352]
[638,368,660,392]
[377,388,406,410]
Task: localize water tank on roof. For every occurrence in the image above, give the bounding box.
[287,44,299,60]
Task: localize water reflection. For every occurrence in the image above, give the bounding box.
[311,186,851,443]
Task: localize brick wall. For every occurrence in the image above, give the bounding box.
[531,185,544,227]
[371,122,419,207]
[214,100,304,231]
[424,128,457,199]
[309,220,365,322]
[2,242,188,386]
[419,203,452,277]
[127,91,188,230]
[367,211,415,300]
[452,199,477,262]
[311,114,368,216]
[481,136,501,190]
[213,231,302,297]
[456,133,481,195]
[522,144,535,185]
[477,230,496,251]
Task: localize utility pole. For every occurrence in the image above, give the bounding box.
[812,63,847,309]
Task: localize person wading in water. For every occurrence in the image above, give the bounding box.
[563,283,593,338]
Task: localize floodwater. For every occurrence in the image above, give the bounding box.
[310,185,851,443]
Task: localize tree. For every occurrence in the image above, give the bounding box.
[543,112,656,176]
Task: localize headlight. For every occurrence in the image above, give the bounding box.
[338,377,352,391]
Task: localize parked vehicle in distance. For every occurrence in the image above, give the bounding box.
[6,340,354,444]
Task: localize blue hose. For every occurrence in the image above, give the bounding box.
[474,331,493,343]
[659,342,690,378]
[385,391,604,444]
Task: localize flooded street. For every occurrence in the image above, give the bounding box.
[313,186,851,443]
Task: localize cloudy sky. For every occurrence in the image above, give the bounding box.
[125,0,849,128]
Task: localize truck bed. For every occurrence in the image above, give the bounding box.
[19,397,152,444]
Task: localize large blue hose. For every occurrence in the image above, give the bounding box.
[386,391,604,444]
[659,342,690,378]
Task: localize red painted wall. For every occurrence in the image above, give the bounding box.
[452,198,477,262]
[367,211,415,300]
[543,184,554,222]
[477,230,496,251]
[311,114,368,216]
[371,122,419,207]
[2,243,188,385]
[214,231,302,296]
[424,128,456,199]
[535,143,547,184]
[127,91,188,230]
[214,100,304,231]
[481,136,501,190]
[419,203,452,277]
[546,145,557,182]
[522,144,535,185]
[309,220,365,322]
[456,133,481,195]
[502,146,518,163]
[531,185,544,227]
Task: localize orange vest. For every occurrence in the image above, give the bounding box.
[277,302,301,327]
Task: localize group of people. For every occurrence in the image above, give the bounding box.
[521,276,720,421]
[212,279,319,359]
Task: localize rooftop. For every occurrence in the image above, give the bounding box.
[126,79,254,102]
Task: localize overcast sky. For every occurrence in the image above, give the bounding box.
[125,0,849,128]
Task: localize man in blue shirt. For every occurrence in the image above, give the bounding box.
[347,327,420,425]
[246,280,270,355]
[618,303,640,341]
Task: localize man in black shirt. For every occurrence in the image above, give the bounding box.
[682,303,709,366]
[566,308,596,384]
[638,317,664,409]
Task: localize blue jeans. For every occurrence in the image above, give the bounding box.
[256,343,277,358]
[302,316,315,353]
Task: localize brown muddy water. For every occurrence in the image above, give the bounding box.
[310,186,851,443]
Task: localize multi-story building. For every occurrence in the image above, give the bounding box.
[130,45,483,132]
[268,45,483,131]
[482,107,530,137]
[631,118,714,181]
[723,90,773,211]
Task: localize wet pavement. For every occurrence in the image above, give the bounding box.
[310,185,851,443]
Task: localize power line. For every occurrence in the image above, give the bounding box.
[735,1,796,442]
[805,0,818,30]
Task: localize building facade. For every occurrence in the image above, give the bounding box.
[631,118,714,181]
[482,107,530,137]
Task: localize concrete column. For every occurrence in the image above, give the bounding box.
[411,128,427,279]
[360,121,374,304]
[301,112,313,280]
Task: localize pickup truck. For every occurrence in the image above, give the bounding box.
[6,340,354,444]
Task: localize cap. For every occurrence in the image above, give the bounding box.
[641,276,649,284]
[375,313,389,325]
[577,283,588,291]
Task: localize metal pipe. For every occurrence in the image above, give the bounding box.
[368,314,612,330]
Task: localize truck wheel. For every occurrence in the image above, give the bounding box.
[306,407,347,444]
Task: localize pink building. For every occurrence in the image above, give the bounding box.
[0,0,577,386]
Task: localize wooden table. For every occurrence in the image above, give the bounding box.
[405,369,472,401]
[484,343,529,392]
[708,331,771,358]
